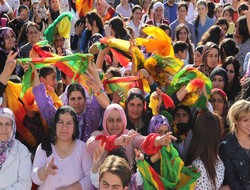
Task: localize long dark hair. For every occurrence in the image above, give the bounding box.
[222,56,241,100]
[186,111,221,188]
[109,16,129,39]
[175,23,194,64]
[194,0,207,37]
[219,38,239,61]
[67,83,86,101]
[198,25,223,46]
[235,16,250,43]
[41,106,79,156]
[85,11,104,39]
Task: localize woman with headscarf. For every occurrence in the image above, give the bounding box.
[0,107,32,189]
[209,88,229,138]
[210,66,228,92]
[198,42,220,77]
[0,27,19,75]
[32,106,92,189]
[30,58,110,142]
[86,103,176,173]
[172,105,193,162]
[146,1,169,27]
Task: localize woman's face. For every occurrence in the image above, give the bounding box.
[174,109,189,124]
[206,48,219,69]
[194,50,202,67]
[220,24,228,36]
[51,0,59,11]
[225,64,235,84]
[133,9,142,21]
[212,75,225,90]
[123,70,132,77]
[223,11,232,22]
[41,72,57,88]
[27,26,40,44]
[215,6,223,18]
[68,91,85,114]
[235,112,250,136]
[127,99,144,121]
[197,4,207,17]
[4,31,16,50]
[154,7,164,20]
[106,109,124,136]
[209,93,225,116]
[0,117,13,141]
[56,112,75,142]
[178,7,187,20]
[156,124,169,136]
[178,28,188,42]
[143,0,151,11]
[85,18,92,31]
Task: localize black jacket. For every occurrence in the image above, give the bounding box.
[219,134,250,190]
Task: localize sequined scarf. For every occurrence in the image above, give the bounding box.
[0,139,14,170]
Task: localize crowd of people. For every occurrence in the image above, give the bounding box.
[0,0,250,189]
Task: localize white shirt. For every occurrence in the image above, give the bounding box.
[0,140,32,190]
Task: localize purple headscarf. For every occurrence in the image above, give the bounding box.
[148,114,170,134]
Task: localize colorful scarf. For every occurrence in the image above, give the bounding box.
[16,41,91,97]
[137,145,200,190]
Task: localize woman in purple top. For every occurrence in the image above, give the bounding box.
[31,59,110,142]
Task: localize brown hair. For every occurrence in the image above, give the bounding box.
[99,155,131,188]
[186,111,221,188]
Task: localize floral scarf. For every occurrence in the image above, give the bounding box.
[0,108,16,170]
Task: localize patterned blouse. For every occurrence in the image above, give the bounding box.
[193,157,225,190]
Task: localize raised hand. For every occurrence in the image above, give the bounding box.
[155,132,177,147]
[44,157,58,176]
[93,141,106,165]
[4,50,18,75]
[134,149,144,163]
[114,131,138,147]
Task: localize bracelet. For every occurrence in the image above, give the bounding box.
[94,89,103,96]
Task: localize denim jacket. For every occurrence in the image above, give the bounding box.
[219,134,250,190]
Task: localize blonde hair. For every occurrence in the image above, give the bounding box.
[227,100,250,133]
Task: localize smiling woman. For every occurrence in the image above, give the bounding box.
[0,108,32,189]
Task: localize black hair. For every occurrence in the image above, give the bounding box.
[39,65,57,78]
[178,2,188,11]
[207,1,215,19]
[109,16,129,39]
[67,83,86,100]
[223,6,234,20]
[236,16,250,43]
[219,38,239,60]
[238,3,248,15]
[194,0,207,37]
[173,41,188,54]
[215,17,229,30]
[42,106,79,156]
[159,24,171,36]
